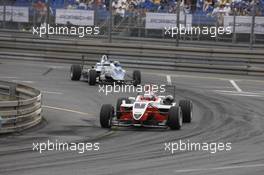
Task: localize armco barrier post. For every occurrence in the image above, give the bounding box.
[215,16,219,42]
[32,1,36,28]
[232,10,237,43]
[250,0,256,50]
[2,0,6,29]
[197,15,201,41]
[9,83,16,97]
[108,0,113,43]
[138,11,142,37]
[183,13,187,41]
[94,3,98,26]
[176,1,180,46]
[0,116,2,128]
[46,0,50,39]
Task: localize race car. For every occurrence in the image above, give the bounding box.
[99,89,193,130]
[70,55,141,86]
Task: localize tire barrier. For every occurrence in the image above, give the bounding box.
[0,30,264,76]
[0,81,42,134]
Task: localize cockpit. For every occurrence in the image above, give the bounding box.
[113,61,121,67]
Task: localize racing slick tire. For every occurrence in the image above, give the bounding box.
[88,69,97,85]
[133,70,141,86]
[116,97,130,118]
[179,100,193,123]
[70,64,82,81]
[100,104,114,128]
[167,106,182,130]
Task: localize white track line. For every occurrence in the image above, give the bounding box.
[144,71,264,83]
[0,76,17,79]
[42,105,94,116]
[42,91,63,95]
[166,75,172,85]
[174,163,264,173]
[229,80,242,92]
[214,90,264,97]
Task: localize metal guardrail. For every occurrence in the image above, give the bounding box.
[0,29,264,49]
[0,81,42,134]
[0,31,263,75]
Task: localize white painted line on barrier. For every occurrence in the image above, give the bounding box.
[166,75,172,85]
[42,91,63,95]
[11,80,34,84]
[174,163,264,173]
[42,105,94,116]
[229,80,242,92]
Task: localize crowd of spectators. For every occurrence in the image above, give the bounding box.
[11,0,264,18]
[58,0,264,16]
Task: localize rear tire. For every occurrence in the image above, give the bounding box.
[88,69,97,85]
[167,106,182,130]
[179,100,193,123]
[70,64,82,81]
[116,97,130,118]
[133,70,141,86]
[100,104,114,128]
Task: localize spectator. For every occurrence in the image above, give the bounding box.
[79,0,88,9]
[203,0,213,12]
[49,0,264,16]
[116,5,126,17]
[33,0,47,25]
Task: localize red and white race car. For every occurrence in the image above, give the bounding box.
[100,91,193,130]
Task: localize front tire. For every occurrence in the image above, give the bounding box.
[70,64,82,81]
[133,70,141,86]
[88,69,97,85]
[179,100,193,123]
[167,106,182,130]
[100,104,114,128]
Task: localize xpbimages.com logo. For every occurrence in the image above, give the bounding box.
[32,24,100,37]
[98,83,166,95]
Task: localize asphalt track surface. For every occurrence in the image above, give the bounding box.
[0,60,264,175]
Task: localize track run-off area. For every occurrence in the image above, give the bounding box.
[0,59,264,175]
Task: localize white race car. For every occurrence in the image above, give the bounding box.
[70,55,141,86]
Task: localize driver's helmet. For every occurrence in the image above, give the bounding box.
[113,61,121,67]
[164,95,174,105]
[101,55,109,63]
[143,94,155,101]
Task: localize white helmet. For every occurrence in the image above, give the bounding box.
[101,55,109,63]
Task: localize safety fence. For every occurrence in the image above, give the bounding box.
[0,0,263,48]
[0,81,42,133]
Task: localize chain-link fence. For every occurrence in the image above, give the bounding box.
[0,0,263,47]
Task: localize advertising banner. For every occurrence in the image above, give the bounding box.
[5,6,29,22]
[145,12,192,29]
[224,16,264,34]
[56,9,94,26]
